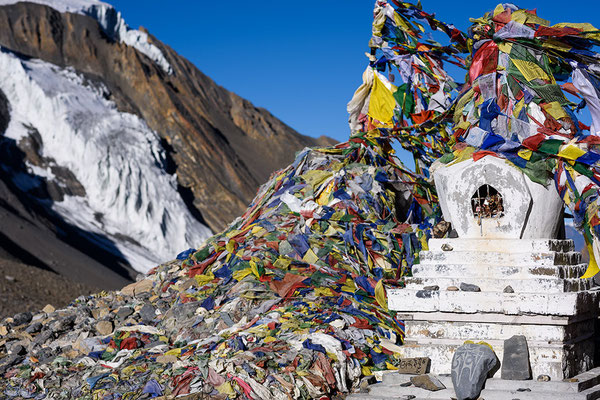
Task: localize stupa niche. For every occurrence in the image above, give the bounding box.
[433,156,564,239]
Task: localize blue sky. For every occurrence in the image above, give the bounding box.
[115,1,600,146]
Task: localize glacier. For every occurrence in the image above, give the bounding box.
[0,46,211,272]
[0,0,173,74]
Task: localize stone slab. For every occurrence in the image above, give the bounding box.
[428,238,574,253]
[388,288,600,316]
[396,357,430,374]
[501,335,532,380]
[419,250,581,267]
[412,263,588,280]
[405,275,593,293]
[347,368,600,399]
[403,318,595,343]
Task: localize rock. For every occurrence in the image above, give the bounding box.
[12,312,32,326]
[448,229,459,238]
[139,304,156,322]
[10,344,26,356]
[120,279,154,297]
[156,354,178,364]
[5,275,15,282]
[433,221,451,238]
[117,307,134,320]
[397,357,430,375]
[447,286,459,291]
[416,290,434,298]
[441,243,453,251]
[410,374,446,391]
[0,354,24,375]
[459,282,481,292]
[48,315,75,333]
[400,396,416,400]
[423,285,439,291]
[25,321,43,334]
[42,304,55,314]
[503,285,514,293]
[537,374,551,382]
[33,330,54,346]
[501,335,531,380]
[517,387,532,392]
[451,343,498,400]
[92,307,109,319]
[359,376,374,392]
[0,325,7,336]
[95,320,114,336]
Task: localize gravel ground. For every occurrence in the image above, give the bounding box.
[0,256,101,319]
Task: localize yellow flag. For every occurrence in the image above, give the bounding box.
[543,102,568,120]
[511,59,551,82]
[518,149,533,160]
[581,240,600,278]
[553,23,600,41]
[195,270,215,286]
[302,248,319,264]
[512,9,549,26]
[557,145,586,161]
[368,73,397,126]
[375,279,388,311]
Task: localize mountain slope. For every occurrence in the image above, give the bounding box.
[0,0,334,232]
[0,0,334,276]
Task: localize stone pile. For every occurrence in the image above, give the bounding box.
[0,141,430,399]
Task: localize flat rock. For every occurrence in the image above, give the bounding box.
[42,304,55,314]
[117,307,134,320]
[501,335,531,380]
[120,279,154,297]
[396,357,430,375]
[156,354,178,364]
[537,374,551,382]
[459,282,481,292]
[139,304,156,322]
[95,320,113,336]
[409,374,446,391]
[451,343,498,400]
[12,312,32,326]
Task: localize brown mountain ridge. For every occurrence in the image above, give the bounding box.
[0,1,334,233]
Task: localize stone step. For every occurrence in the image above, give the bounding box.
[404,318,594,343]
[388,288,600,316]
[382,368,600,393]
[419,250,582,266]
[405,275,594,293]
[428,238,575,253]
[348,386,600,400]
[411,263,589,280]
[346,367,600,400]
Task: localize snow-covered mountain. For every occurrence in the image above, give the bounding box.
[0,47,210,270]
[0,0,173,74]
[0,0,333,280]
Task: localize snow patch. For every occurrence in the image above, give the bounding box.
[0,0,173,74]
[0,47,210,271]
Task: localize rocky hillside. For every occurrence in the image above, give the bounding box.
[0,0,334,278]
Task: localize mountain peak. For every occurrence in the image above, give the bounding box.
[0,0,173,74]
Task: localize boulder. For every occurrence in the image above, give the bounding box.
[451,343,498,400]
[410,374,446,391]
[501,335,531,380]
